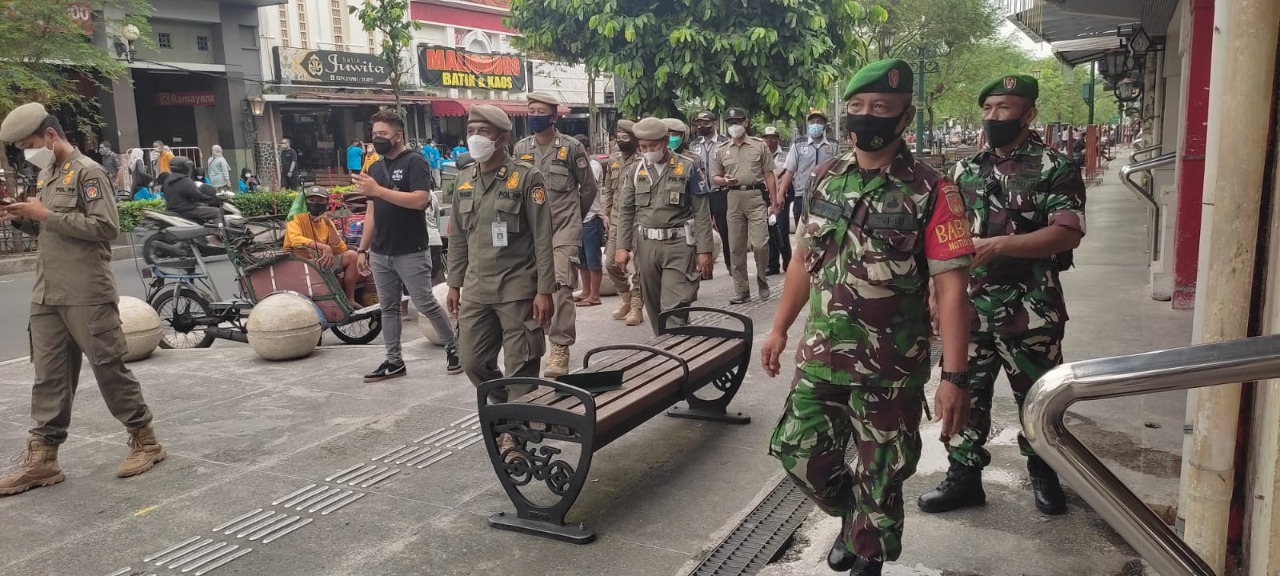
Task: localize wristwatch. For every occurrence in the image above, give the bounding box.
[356,248,369,255]
[940,370,971,389]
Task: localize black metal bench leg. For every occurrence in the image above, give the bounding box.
[660,307,753,425]
[478,378,598,544]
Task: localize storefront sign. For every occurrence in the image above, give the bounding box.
[419,46,525,91]
[274,47,392,86]
[154,92,216,107]
[69,2,93,35]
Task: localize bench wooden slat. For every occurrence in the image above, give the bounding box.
[595,339,743,433]
[517,334,694,407]
[539,336,727,413]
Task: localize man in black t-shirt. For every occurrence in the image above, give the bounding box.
[352,110,461,381]
[280,139,298,189]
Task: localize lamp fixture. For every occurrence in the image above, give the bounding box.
[247,95,266,117]
[1128,26,1151,56]
[113,24,139,63]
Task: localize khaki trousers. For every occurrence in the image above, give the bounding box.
[727,189,769,295]
[635,236,700,336]
[457,298,545,402]
[548,245,578,346]
[604,225,634,294]
[29,302,153,445]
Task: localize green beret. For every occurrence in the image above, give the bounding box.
[978,74,1039,105]
[0,102,49,142]
[843,58,913,100]
[632,117,668,141]
[467,104,513,132]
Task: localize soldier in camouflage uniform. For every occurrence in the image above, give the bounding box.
[916,74,1086,517]
[761,59,976,576]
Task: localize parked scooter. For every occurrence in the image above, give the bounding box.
[136,190,246,265]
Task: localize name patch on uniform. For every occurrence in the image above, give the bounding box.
[82,178,102,201]
[866,213,916,231]
[506,171,520,189]
[531,185,546,205]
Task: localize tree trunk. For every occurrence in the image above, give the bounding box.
[587,71,597,152]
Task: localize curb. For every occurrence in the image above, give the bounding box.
[0,244,136,276]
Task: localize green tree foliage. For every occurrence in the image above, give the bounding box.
[350,0,420,113]
[507,0,872,120]
[0,0,151,130]
[926,38,1032,128]
[849,0,1001,66]
[1030,56,1115,126]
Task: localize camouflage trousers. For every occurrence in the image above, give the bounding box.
[768,372,923,562]
[946,326,1064,468]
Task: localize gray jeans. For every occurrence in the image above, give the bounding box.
[370,250,456,364]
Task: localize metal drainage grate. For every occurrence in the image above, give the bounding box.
[691,340,945,576]
[689,478,815,576]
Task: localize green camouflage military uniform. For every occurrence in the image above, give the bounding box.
[769,145,973,562]
[947,132,1086,467]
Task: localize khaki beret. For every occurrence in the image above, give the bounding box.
[978,74,1039,105]
[844,58,913,100]
[467,104,513,132]
[0,102,50,142]
[662,118,688,134]
[526,92,560,107]
[617,119,635,134]
[632,117,668,141]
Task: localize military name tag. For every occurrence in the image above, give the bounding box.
[491,221,508,247]
[809,198,847,221]
[866,213,916,231]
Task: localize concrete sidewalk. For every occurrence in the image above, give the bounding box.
[0,243,135,276]
[0,156,1189,576]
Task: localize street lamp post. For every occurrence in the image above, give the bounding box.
[912,46,942,155]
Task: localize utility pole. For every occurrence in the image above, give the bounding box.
[915,45,927,154]
[1088,61,1097,125]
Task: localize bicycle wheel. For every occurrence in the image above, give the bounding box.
[151,288,218,349]
[330,315,381,345]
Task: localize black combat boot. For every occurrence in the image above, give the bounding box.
[849,556,883,576]
[1027,456,1067,515]
[916,459,986,513]
[827,516,858,571]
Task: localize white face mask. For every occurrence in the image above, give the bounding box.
[24,146,55,171]
[727,124,746,139]
[467,135,497,162]
[642,150,665,165]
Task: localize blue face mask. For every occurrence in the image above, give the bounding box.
[527,114,555,134]
[807,123,825,139]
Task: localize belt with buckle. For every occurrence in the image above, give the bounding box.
[726,183,765,191]
[638,225,686,240]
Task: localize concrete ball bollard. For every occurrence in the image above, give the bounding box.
[247,292,322,361]
[419,283,453,346]
[119,296,162,362]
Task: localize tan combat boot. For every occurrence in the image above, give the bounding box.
[0,437,65,496]
[117,425,167,478]
[543,344,570,379]
[626,291,645,326]
[611,290,632,320]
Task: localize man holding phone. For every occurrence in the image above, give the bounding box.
[352,109,461,382]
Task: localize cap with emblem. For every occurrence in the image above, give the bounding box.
[617,119,636,134]
[762,126,780,136]
[0,102,50,142]
[305,186,329,198]
[695,110,717,122]
[807,109,829,122]
[724,107,748,121]
[843,58,914,100]
[977,74,1039,105]
[467,104,513,132]
[632,117,668,141]
[526,92,560,107]
[662,118,688,134]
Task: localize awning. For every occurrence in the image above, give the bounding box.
[266,91,436,106]
[428,98,570,118]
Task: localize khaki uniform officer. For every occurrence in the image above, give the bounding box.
[712,106,776,304]
[615,117,714,335]
[603,120,644,325]
[0,103,166,497]
[446,104,556,403]
[512,92,599,379]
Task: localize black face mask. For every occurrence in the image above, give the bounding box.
[618,140,637,154]
[696,126,713,137]
[372,136,395,155]
[306,202,327,217]
[845,111,906,152]
[983,118,1025,149]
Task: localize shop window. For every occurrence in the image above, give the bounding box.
[196,36,209,51]
[158,32,171,49]
[239,25,258,49]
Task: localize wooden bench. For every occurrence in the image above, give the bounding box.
[475,307,753,544]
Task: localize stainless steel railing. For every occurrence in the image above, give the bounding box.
[1120,152,1177,260]
[1024,334,1280,576]
[1131,143,1166,163]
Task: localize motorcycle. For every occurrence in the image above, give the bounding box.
[136,190,248,265]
